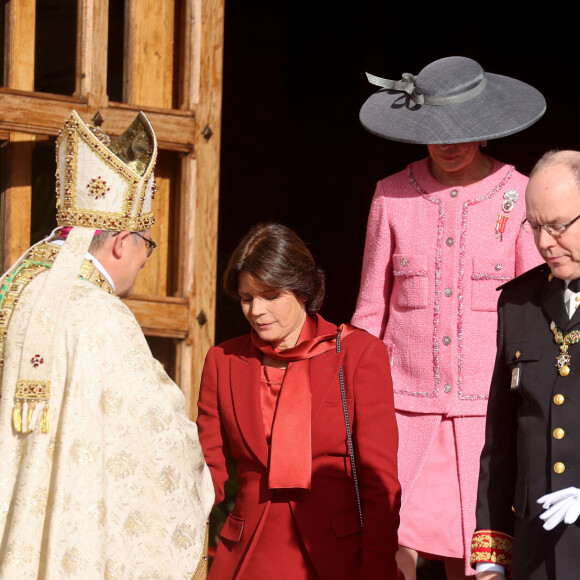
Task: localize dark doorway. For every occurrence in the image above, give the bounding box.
[217,1,573,342]
[215,3,570,577]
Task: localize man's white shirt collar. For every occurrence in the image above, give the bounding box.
[564,280,580,318]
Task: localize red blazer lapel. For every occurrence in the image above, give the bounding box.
[230,346,270,468]
[310,349,342,425]
[310,316,342,424]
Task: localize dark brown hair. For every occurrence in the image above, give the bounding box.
[223,223,325,315]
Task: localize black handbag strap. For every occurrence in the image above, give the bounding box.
[336,329,363,529]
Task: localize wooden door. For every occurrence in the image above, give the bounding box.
[0,0,224,417]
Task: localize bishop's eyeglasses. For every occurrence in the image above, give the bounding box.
[131,232,157,257]
[112,231,157,257]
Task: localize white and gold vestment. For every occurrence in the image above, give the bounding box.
[0,110,214,579]
[0,242,214,578]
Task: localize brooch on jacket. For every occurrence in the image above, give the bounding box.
[495,189,519,241]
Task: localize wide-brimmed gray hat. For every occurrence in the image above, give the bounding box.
[359,56,546,145]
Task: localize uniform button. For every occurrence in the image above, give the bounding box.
[450,189,458,198]
[444,384,452,393]
[553,428,565,439]
[495,263,503,271]
[554,394,565,405]
[444,287,453,297]
[400,258,408,267]
[442,336,451,346]
[554,462,566,474]
[446,237,454,247]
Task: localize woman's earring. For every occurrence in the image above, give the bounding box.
[481,140,488,147]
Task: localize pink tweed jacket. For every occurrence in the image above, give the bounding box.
[352,157,542,417]
[352,157,542,574]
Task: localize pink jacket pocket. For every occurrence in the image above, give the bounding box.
[392,253,428,309]
[471,257,514,312]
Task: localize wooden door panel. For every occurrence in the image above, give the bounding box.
[0,0,225,418]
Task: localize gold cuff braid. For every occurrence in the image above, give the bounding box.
[471,529,513,571]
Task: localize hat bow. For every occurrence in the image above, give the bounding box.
[366,70,489,107]
[366,71,425,105]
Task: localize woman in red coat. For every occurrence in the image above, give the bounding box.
[197,223,401,579]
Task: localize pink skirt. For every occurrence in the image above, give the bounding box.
[397,416,463,559]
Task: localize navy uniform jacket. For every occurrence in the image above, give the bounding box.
[473,263,580,580]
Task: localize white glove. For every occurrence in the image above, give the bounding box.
[537,487,580,530]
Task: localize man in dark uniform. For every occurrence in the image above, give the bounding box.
[471,150,580,580]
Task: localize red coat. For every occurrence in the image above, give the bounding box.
[197,315,401,579]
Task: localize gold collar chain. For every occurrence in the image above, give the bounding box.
[550,321,580,376]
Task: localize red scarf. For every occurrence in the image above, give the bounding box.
[251,315,353,490]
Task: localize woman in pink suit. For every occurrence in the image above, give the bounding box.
[197,223,401,579]
[352,56,546,579]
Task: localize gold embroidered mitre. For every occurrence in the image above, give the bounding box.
[55,110,157,232]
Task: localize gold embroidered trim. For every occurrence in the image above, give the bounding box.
[28,242,115,295]
[191,521,210,580]
[13,380,51,433]
[470,529,513,570]
[55,207,155,233]
[0,258,49,401]
[29,242,61,263]
[15,380,51,399]
[77,260,115,294]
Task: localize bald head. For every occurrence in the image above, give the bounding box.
[525,150,580,281]
[530,150,580,193]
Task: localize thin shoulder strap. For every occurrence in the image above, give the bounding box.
[336,328,363,528]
